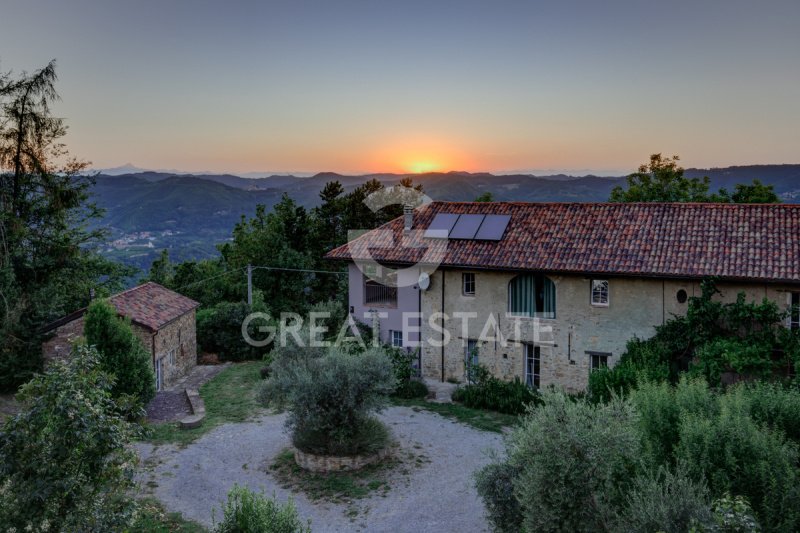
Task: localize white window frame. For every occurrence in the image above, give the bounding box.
[462,272,476,296]
[390,330,403,348]
[591,279,609,307]
[525,344,540,389]
[168,348,176,366]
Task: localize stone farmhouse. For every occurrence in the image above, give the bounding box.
[41,282,199,390]
[326,202,800,392]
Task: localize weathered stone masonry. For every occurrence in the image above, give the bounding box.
[419,269,797,392]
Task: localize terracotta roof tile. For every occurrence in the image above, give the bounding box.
[325,202,800,283]
[110,282,199,331]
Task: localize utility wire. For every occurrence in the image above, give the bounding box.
[250,265,347,276]
[172,264,346,291]
[172,267,246,291]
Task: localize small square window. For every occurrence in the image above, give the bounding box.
[589,352,610,371]
[168,349,176,366]
[463,273,475,296]
[390,330,403,347]
[591,279,609,306]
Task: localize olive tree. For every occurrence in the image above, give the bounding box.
[260,343,395,456]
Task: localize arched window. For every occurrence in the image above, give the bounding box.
[508,273,556,318]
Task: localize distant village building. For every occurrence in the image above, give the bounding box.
[327,202,800,392]
[42,282,199,390]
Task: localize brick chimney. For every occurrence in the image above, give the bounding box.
[403,205,413,232]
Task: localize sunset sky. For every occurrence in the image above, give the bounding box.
[1,0,798,175]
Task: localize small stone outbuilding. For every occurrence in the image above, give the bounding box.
[42,282,199,390]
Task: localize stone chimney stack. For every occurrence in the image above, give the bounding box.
[403,205,413,232]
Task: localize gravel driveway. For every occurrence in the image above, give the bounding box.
[135,406,504,532]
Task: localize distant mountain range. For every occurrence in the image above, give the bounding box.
[89,165,800,271]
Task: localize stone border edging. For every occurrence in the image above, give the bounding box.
[294,446,391,472]
[179,388,206,429]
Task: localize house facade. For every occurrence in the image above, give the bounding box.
[42,282,199,390]
[327,202,800,392]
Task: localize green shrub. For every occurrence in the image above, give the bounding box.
[739,381,800,443]
[630,377,718,468]
[386,346,428,399]
[630,380,681,467]
[0,345,138,531]
[84,299,156,407]
[197,295,274,361]
[509,390,641,532]
[676,398,800,531]
[261,344,395,456]
[588,336,671,403]
[703,494,761,532]
[474,462,523,533]
[619,466,711,533]
[308,299,347,343]
[393,378,429,399]
[214,485,310,533]
[691,338,774,384]
[451,364,539,414]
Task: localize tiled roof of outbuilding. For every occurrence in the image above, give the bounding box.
[325,202,800,283]
[109,282,199,331]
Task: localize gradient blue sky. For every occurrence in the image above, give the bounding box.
[1,0,798,175]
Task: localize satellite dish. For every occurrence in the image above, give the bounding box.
[418,272,431,291]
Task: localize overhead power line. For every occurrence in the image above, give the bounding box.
[173,267,246,291]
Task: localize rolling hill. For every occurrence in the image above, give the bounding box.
[89,165,800,271]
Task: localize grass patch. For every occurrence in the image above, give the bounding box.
[392,397,520,433]
[129,497,206,532]
[143,361,264,446]
[269,448,405,504]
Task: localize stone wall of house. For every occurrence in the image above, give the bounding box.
[419,268,799,392]
[42,309,198,390]
[42,316,85,362]
[151,310,197,388]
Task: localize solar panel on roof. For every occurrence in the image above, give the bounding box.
[475,214,511,241]
[450,214,486,239]
[424,213,459,238]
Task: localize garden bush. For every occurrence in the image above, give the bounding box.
[629,377,718,468]
[0,345,138,531]
[387,346,429,399]
[477,378,798,532]
[214,485,310,533]
[588,336,671,403]
[393,378,429,399]
[676,396,799,531]
[197,292,274,361]
[703,494,761,532]
[737,381,800,443]
[308,299,347,343]
[261,343,395,456]
[84,299,156,407]
[618,466,711,533]
[452,365,538,414]
[474,461,523,533]
[508,390,641,532]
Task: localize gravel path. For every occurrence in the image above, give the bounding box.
[135,406,504,532]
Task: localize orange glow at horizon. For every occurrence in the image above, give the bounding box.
[370,140,475,174]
